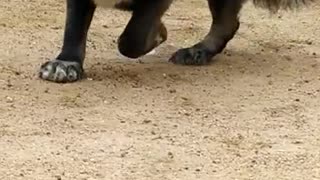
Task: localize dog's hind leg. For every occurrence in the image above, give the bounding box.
[169,0,244,65]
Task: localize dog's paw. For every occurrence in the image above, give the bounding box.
[39,60,83,83]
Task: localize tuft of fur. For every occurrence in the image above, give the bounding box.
[93,0,134,10]
[114,0,134,11]
[252,0,314,12]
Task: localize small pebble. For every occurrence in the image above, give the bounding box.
[6,96,14,103]
[142,119,152,124]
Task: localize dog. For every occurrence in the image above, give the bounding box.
[39,0,313,83]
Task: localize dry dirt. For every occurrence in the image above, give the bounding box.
[0,0,320,180]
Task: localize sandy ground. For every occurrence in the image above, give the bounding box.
[0,0,320,179]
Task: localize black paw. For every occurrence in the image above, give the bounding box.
[39,60,83,83]
[169,47,213,65]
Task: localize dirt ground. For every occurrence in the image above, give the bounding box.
[0,0,319,179]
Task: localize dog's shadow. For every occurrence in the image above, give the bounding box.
[84,45,303,87]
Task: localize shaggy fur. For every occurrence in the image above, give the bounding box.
[252,0,314,12]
